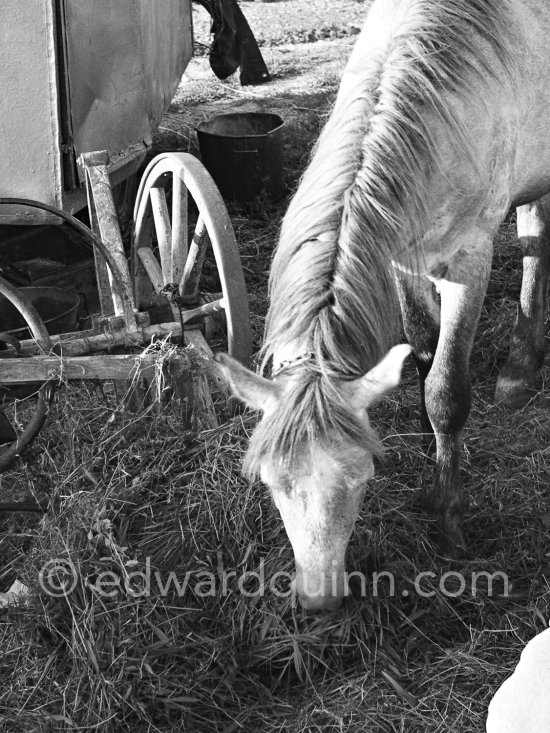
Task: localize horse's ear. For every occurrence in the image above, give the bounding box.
[342,344,412,409]
[215,353,281,411]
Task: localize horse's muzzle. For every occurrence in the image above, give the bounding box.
[293,565,346,612]
[298,593,343,612]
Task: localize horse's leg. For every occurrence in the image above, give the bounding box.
[424,239,493,556]
[495,193,550,407]
[394,272,440,451]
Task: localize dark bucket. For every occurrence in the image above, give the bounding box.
[196,113,284,202]
[0,287,79,339]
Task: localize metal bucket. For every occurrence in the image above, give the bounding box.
[0,287,80,339]
[196,112,284,202]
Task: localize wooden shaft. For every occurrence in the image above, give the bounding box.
[8,299,225,358]
[0,353,199,383]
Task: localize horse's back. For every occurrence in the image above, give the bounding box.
[509,0,550,205]
[337,0,550,211]
[350,0,550,220]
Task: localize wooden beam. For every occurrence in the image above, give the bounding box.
[0,353,199,383]
[9,298,225,358]
[179,328,219,430]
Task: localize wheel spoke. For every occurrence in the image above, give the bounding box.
[179,216,210,305]
[137,247,164,294]
[171,173,188,283]
[132,152,252,364]
[181,297,225,324]
[149,187,172,284]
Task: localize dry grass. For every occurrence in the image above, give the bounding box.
[2,33,550,733]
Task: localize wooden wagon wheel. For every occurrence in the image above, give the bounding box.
[133,152,252,364]
[132,153,252,426]
[0,277,53,471]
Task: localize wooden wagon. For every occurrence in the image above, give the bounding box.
[0,0,252,468]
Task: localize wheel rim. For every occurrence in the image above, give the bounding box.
[0,276,53,471]
[133,152,252,365]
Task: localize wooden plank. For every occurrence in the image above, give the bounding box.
[80,152,137,329]
[90,202,117,317]
[0,353,196,383]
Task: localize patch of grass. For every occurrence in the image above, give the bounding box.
[1,37,550,733]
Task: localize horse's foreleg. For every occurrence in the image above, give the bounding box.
[425,240,493,556]
[394,272,440,451]
[495,193,550,407]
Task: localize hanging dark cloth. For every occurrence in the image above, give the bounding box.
[194,0,270,86]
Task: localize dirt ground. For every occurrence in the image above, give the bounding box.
[193,0,368,47]
[2,3,550,733]
[166,40,349,131]
[163,0,366,154]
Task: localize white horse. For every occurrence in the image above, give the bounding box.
[218,0,550,610]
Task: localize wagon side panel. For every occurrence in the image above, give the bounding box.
[139,0,194,132]
[62,0,192,173]
[0,0,62,224]
[62,0,152,173]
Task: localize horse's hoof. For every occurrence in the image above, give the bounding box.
[437,530,468,560]
[494,373,537,409]
[433,516,467,559]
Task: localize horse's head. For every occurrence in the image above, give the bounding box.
[216,344,411,611]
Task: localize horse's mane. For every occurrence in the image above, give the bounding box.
[245,0,513,479]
